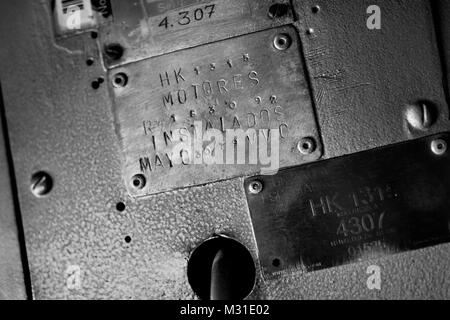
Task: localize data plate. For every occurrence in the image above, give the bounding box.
[110,26,321,197]
[100,0,294,66]
[245,133,450,279]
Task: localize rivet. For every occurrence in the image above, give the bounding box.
[112,73,128,88]
[131,174,146,190]
[431,139,447,156]
[273,33,292,51]
[297,137,316,154]
[248,180,263,195]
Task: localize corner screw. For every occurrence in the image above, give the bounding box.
[431,139,447,156]
[273,34,292,51]
[31,171,53,197]
[248,180,263,195]
[297,137,316,155]
[131,174,146,190]
[406,102,436,131]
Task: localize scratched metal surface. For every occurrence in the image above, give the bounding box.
[293,0,450,159]
[100,0,294,67]
[0,0,449,300]
[111,25,322,196]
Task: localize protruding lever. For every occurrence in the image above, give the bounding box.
[187,236,256,300]
[210,249,233,300]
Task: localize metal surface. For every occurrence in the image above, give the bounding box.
[0,87,27,300]
[0,0,450,300]
[245,133,450,279]
[100,0,294,67]
[433,0,450,109]
[420,0,450,138]
[293,0,450,159]
[111,26,321,196]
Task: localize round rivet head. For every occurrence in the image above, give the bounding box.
[431,139,447,156]
[297,137,316,155]
[131,174,146,190]
[273,33,292,51]
[248,180,263,195]
[31,171,53,197]
[112,73,128,88]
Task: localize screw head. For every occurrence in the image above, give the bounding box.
[248,180,263,195]
[405,102,436,131]
[31,171,53,197]
[273,34,292,51]
[131,174,146,190]
[431,139,447,156]
[297,137,316,155]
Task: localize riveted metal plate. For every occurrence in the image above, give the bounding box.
[110,26,322,197]
[100,0,294,66]
[245,133,450,279]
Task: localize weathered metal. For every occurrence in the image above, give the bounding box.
[111,26,321,196]
[246,133,450,278]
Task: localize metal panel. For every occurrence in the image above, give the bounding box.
[245,133,450,278]
[292,0,450,158]
[111,26,321,196]
[0,0,450,300]
[100,0,295,67]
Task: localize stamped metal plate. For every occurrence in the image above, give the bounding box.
[110,26,321,197]
[245,133,450,278]
[101,0,294,66]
